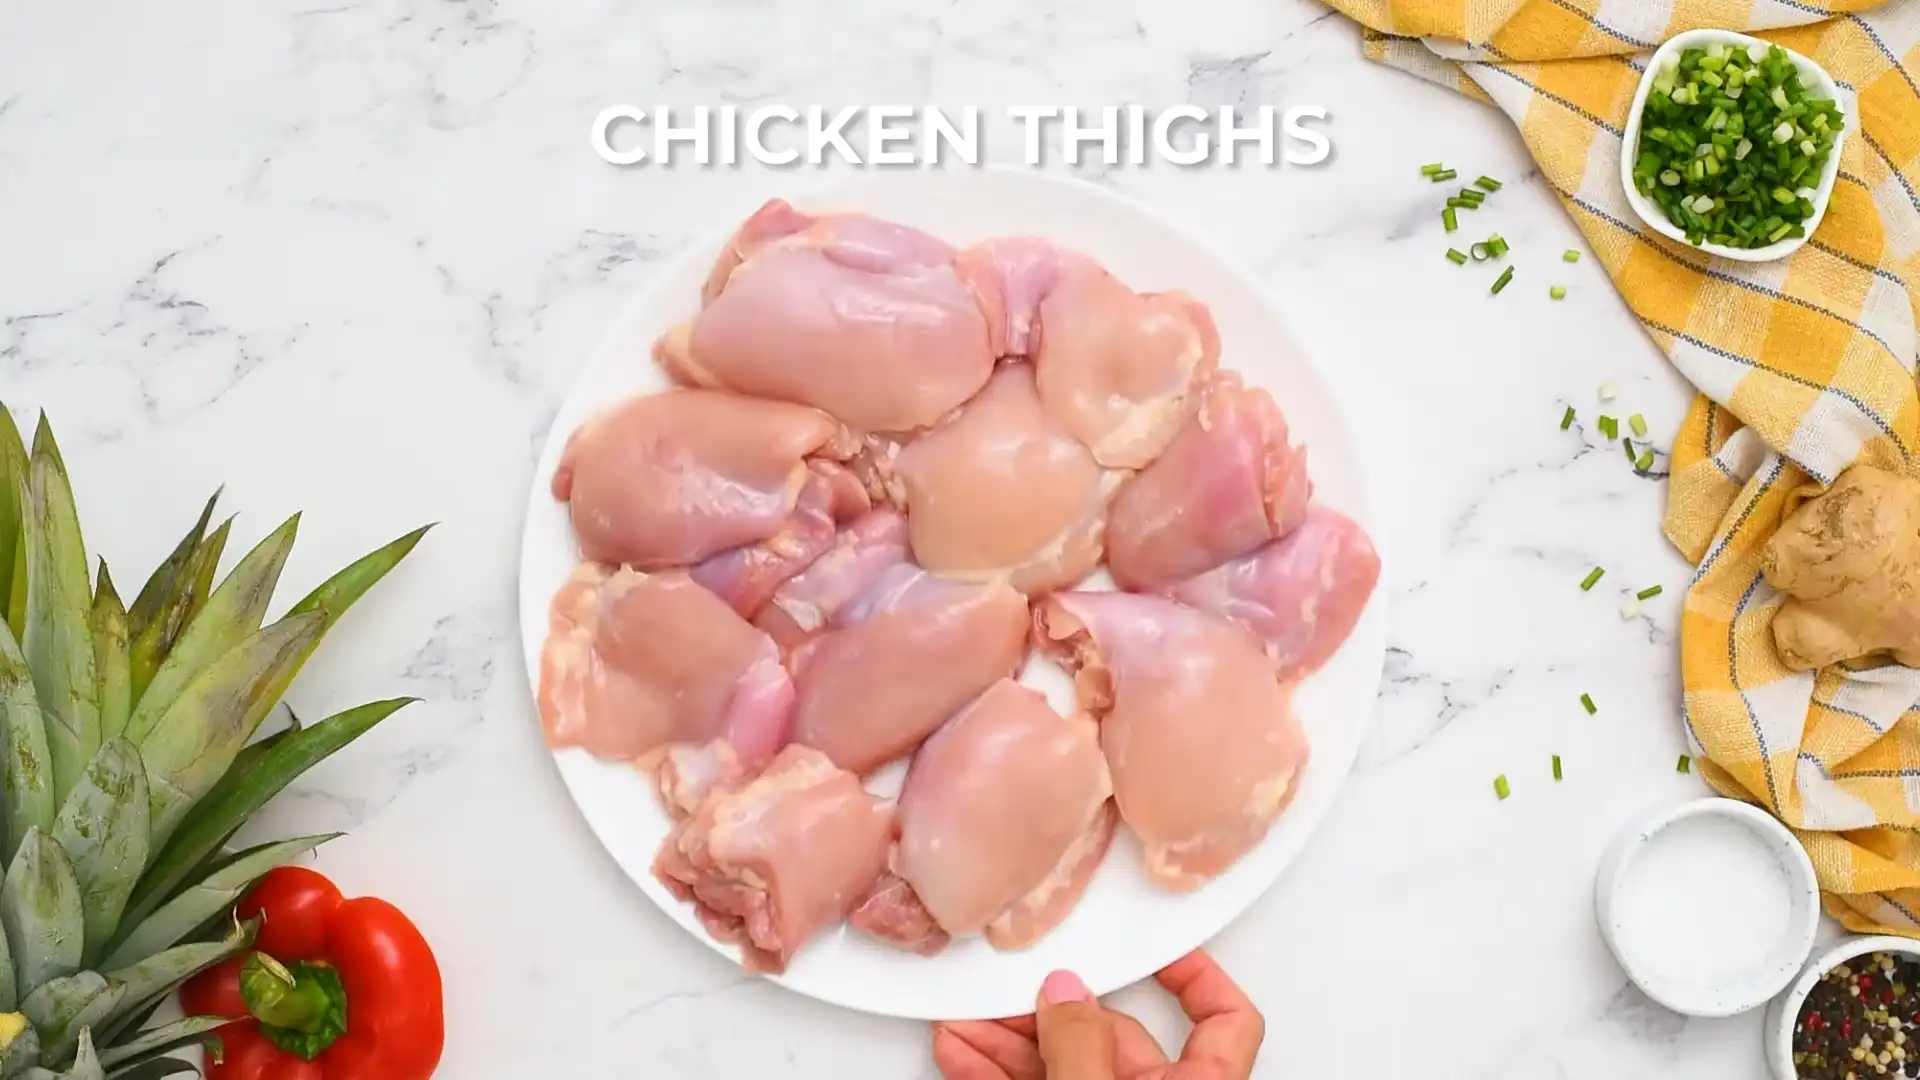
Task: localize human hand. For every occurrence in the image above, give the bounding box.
[931,949,1264,1079]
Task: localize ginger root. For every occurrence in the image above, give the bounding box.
[1762,464,1920,671]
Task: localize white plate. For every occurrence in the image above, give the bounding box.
[516,168,1388,1021]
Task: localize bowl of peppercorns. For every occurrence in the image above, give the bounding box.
[1770,936,1920,1079]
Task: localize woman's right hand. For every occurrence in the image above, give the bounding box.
[932,949,1265,1079]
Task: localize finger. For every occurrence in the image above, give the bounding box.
[933,1028,1017,1080]
[1105,1009,1171,1076]
[1035,971,1117,1080]
[996,1016,1038,1039]
[1155,951,1264,1075]
[935,1020,1044,1079]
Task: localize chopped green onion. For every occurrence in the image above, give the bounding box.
[1447,197,1476,210]
[1490,265,1515,295]
[1636,448,1656,471]
[1629,43,1843,249]
[1446,247,1468,264]
[1458,188,1486,204]
[1552,755,1563,781]
[1469,242,1491,261]
[1563,249,1581,263]
[1580,567,1605,591]
[1475,175,1503,191]
[1494,774,1511,800]
[1431,168,1458,182]
[1421,162,1445,176]
[1443,206,1459,232]
[1677,754,1692,774]
[1560,406,1575,430]
[1597,415,1618,439]
[1487,233,1509,257]
[1624,437,1636,463]
[1637,584,1664,600]
[1598,379,1618,401]
[1581,692,1597,715]
[1550,285,1568,300]
[1629,413,1649,438]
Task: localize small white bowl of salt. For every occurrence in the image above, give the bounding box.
[1595,796,1821,1017]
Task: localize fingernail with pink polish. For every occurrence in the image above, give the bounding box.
[1042,970,1093,1004]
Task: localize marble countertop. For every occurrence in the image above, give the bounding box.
[0,0,1806,1076]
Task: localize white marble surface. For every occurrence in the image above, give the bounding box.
[0,1,1801,1076]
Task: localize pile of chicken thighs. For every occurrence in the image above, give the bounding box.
[537,199,1381,975]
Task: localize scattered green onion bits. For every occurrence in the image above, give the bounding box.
[1629,413,1650,438]
[1563,249,1581,263]
[1581,692,1598,715]
[1552,754,1563,781]
[1421,162,1445,176]
[1635,448,1656,472]
[1560,405,1575,430]
[1630,42,1844,249]
[1476,175,1503,192]
[1550,285,1568,300]
[1623,438,1637,464]
[1470,242,1491,261]
[1677,754,1692,774]
[1494,774,1511,800]
[1598,415,1619,440]
[1431,168,1458,182]
[1446,247,1468,265]
[1443,206,1459,232]
[1491,265,1515,295]
[1581,566,1605,591]
[1637,584,1664,600]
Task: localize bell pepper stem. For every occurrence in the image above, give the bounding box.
[242,953,331,1032]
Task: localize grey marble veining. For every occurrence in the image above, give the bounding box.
[0,0,1763,1076]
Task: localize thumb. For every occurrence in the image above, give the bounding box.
[1035,970,1115,1080]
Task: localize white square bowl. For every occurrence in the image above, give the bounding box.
[1619,27,1850,263]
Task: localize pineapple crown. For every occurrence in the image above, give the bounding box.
[0,407,429,1078]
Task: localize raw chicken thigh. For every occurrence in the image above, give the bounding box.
[1166,506,1381,680]
[654,745,893,973]
[689,461,871,618]
[656,200,997,434]
[1106,372,1312,590]
[891,364,1115,594]
[789,566,1029,776]
[960,239,1219,468]
[537,564,792,769]
[1034,591,1309,891]
[553,388,856,569]
[754,509,909,650]
[851,679,1114,954]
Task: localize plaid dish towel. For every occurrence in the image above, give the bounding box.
[1321,0,1920,932]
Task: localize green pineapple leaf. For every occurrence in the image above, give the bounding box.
[20,971,120,1068]
[95,1017,224,1072]
[100,917,254,1037]
[123,492,216,645]
[131,697,415,924]
[286,523,433,620]
[0,831,83,1005]
[36,1025,103,1080]
[50,741,147,968]
[101,834,334,971]
[124,495,219,704]
[0,406,24,642]
[101,1058,197,1080]
[22,420,98,804]
[0,621,53,868]
[123,515,298,747]
[136,614,326,845]
[88,569,129,750]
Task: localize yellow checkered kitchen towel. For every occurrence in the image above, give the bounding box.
[1323,0,1920,932]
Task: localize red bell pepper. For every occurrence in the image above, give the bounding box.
[181,867,445,1080]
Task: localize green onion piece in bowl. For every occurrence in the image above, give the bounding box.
[1581,567,1605,591]
[1494,775,1511,800]
[1476,175,1503,191]
[1560,406,1575,430]
[1581,692,1598,715]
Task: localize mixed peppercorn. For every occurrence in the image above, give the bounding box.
[1795,952,1920,1078]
